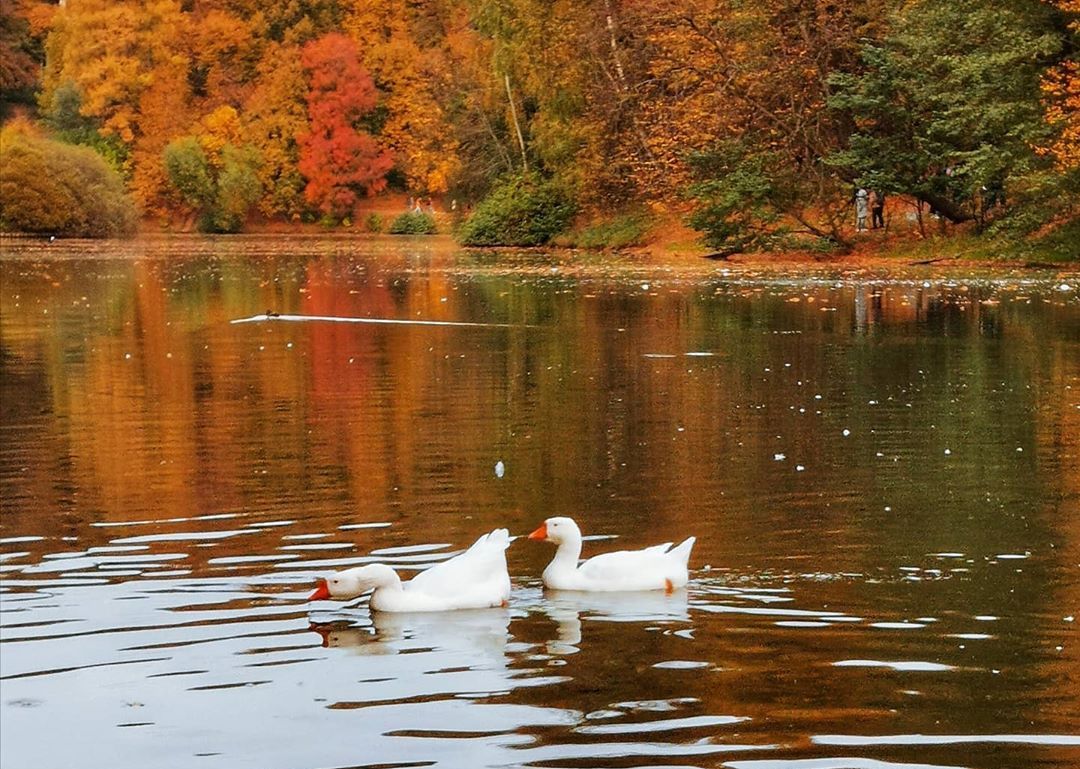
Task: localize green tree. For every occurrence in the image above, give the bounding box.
[458,172,576,246]
[829,0,1067,227]
[40,80,130,172]
[163,136,215,209]
[163,135,262,232]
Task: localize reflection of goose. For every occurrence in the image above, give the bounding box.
[542,589,691,650]
[309,529,512,612]
[310,609,511,656]
[529,517,695,592]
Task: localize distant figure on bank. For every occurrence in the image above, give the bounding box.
[855,188,869,232]
[412,197,423,214]
[871,190,886,229]
[407,196,415,212]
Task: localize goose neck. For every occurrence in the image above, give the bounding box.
[552,534,583,566]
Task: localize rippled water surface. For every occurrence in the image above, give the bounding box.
[2,234,1078,769]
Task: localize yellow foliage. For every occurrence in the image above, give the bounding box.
[1041,59,1080,170]
[195,105,245,168]
[1037,0,1080,170]
[41,0,188,143]
[342,0,462,194]
[240,42,309,217]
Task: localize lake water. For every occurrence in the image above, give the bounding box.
[1,234,1078,769]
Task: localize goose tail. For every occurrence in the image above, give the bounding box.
[669,536,696,566]
[476,527,512,551]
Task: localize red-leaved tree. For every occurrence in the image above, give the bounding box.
[298,33,392,219]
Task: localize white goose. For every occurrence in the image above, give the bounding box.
[308,528,512,612]
[529,516,695,592]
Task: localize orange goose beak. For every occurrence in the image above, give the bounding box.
[527,523,548,541]
[308,579,331,601]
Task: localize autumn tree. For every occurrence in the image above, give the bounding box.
[465,0,656,208]
[638,0,896,253]
[297,32,391,220]
[40,0,189,143]
[427,3,514,201]
[186,6,264,108]
[38,0,190,213]
[0,0,42,114]
[340,0,464,196]
[1,119,138,237]
[130,60,192,210]
[241,41,309,218]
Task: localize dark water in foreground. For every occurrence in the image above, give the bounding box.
[1,234,1078,769]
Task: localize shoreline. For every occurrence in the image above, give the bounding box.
[2,230,1077,274]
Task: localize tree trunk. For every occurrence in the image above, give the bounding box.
[504,74,528,172]
[918,191,974,224]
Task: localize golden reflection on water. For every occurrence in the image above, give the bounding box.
[1,235,1078,769]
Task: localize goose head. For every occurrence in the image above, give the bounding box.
[528,516,581,544]
[309,564,399,601]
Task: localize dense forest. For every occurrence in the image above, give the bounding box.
[0,0,1077,254]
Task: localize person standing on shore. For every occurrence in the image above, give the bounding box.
[871,190,886,229]
[855,188,869,232]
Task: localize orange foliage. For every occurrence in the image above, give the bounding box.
[130,59,192,210]
[628,0,888,198]
[298,33,392,217]
[188,8,265,107]
[1040,0,1080,170]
